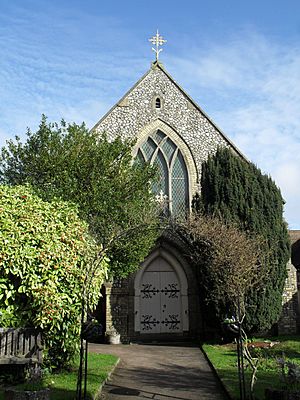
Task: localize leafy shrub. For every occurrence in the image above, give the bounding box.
[171,215,264,329]
[0,185,108,369]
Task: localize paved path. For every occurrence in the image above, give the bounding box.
[89,343,228,400]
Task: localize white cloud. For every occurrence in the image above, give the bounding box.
[0,5,143,147]
[169,32,300,228]
[0,13,299,229]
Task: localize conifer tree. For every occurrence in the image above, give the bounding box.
[199,147,290,332]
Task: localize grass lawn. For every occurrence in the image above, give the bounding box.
[203,336,300,400]
[0,352,118,400]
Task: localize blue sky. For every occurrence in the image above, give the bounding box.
[0,0,299,228]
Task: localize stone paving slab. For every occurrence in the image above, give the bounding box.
[89,343,228,400]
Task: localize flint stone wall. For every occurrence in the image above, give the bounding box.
[278,260,299,335]
[93,63,299,338]
[93,63,235,191]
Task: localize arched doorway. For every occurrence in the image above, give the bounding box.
[134,248,189,335]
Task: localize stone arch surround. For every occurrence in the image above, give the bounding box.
[127,241,202,340]
[133,118,199,196]
[103,241,202,343]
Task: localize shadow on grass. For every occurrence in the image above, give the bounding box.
[204,336,300,399]
[0,387,95,400]
[0,352,117,400]
[213,366,285,400]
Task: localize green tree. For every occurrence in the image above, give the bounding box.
[0,116,159,277]
[198,147,290,331]
[0,185,108,369]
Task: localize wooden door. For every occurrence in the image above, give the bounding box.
[140,257,182,333]
[160,271,181,333]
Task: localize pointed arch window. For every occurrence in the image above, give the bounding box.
[138,130,189,218]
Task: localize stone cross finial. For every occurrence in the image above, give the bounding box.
[149,30,167,61]
[155,190,168,204]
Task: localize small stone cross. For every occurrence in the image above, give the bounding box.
[149,30,167,61]
[155,190,168,204]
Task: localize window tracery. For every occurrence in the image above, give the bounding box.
[137,130,189,218]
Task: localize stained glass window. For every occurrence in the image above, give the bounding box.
[137,130,189,218]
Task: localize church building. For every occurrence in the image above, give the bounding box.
[92,33,300,342]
